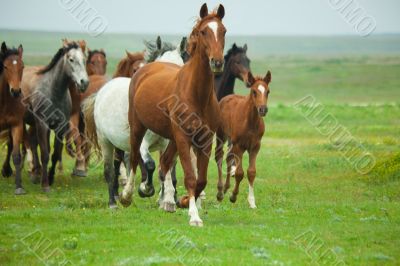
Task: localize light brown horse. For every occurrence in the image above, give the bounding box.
[123,3,226,226]
[86,49,107,76]
[0,42,25,194]
[215,70,272,209]
[66,50,145,176]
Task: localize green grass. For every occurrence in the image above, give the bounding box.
[1,31,400,265]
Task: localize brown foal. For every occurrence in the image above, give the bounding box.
[215,70,272,208]
[0,42,25,194]
[124,3,226,226]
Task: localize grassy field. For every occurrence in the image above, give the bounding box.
[0,31,400,265]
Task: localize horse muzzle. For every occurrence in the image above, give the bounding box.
[210,58,224,74]
[258,106,268,117]
[77,79,89,93]
[10,88,22,98]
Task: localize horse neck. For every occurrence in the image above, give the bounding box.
[46,58,71,99]
[215,59,236,101]
[113,59,129,78]
[185,41,214,107]
[0,73,10,105]
[245,95,261,129]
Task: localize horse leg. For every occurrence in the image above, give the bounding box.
[159,141,178,212]
[102,140,117,208]
[71,113,87,177]
[138,137,155,198]
[120,117,146,207]
[215,130,225,201]
[230,145,244,203]
[113,148,125,198]
[48,134,63,186]
[27,125,41,184]
[35,120,51,191]
[1,133,13,178]
[195,140,213,210]
[247,146,260,209]
[224,143,235,194]
[11,124,25,195]
[173,131,202,226]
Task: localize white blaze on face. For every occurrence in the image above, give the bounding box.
[258,84,266,95]
[139,62,145,68]
[12,60,17,65]
[207,21,219,42]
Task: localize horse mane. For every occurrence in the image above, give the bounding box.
[113,51,144,78]
[0,47,19,74]
[224,44,246,62]
[37,42,79,75]
[144,39,175,63]
[87,49,106,63]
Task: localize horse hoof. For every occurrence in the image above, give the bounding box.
[177,196,189,208]
[138,183,155,198]
[42,186,51,193]
[109,203,118,209]
[72,168,87,177]
[189,219,203,227]
[216,192,224,202]
[119,193,132,207]
[15,187,26,195]
[162,201,176,213]
[229,194,237,203]
[2,166,12,178]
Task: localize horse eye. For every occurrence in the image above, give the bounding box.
[252,90,257,96]
[201,30,206,36]
[69,58,74,63]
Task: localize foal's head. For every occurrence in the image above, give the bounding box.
[247,70,272,117]
[188,3,226,73]
[0,42,24,98]
[86,49,107,76]
[225,43,251,82]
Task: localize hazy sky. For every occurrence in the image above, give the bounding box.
[0,0,399,35]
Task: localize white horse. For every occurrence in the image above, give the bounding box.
[83,39,187,210]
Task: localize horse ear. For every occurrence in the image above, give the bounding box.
[232,43,237,51]
[62,38,69,47]
[180,37,187,52]
[217,4,225,20]
[1,42,7,54]
[78,40,86,53]
[200,3,208,18]
[156,36,162,50]
[243,44,248,52]
[247,72,255,87]
[18,44,23,58]
[264,70,272,84]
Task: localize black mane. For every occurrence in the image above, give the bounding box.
[37,43,79,74]
[144,39,176,63]
[0,47,19,74]
[87,49,106,63]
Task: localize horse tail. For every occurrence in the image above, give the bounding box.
[81,93,101,157]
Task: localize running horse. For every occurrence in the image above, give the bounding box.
[123,3,226,226]
[22,40,89,191]
[0,42,25,194]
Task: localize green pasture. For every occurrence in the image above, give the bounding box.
[0,31,399,265]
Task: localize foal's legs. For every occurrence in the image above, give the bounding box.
[48,134,64,186]
[11,124,25,194]
[35,121,50,192]
[1,133,13,178]
[247,146,259,209]
[229,145,244,204]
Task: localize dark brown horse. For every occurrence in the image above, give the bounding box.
[86,49,107,76]
[124,4,226,226]
[215,70,271,208]
[0,42,25,194]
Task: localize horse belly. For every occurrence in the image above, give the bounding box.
[94,78,131,151]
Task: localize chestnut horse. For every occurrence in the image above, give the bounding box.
[0,42,25,194]
[86,49,107,76]
[22,40,89,191]
[215,70,272,208]
[123,4,226,226]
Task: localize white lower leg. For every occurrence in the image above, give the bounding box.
[26,148,34,172]
[119,163,128,182]
[189,196,203,226]
[120,170,135,206]
[161,170,176,212]
[248,184,256,209]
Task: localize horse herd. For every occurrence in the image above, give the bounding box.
[0,4,272,226]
